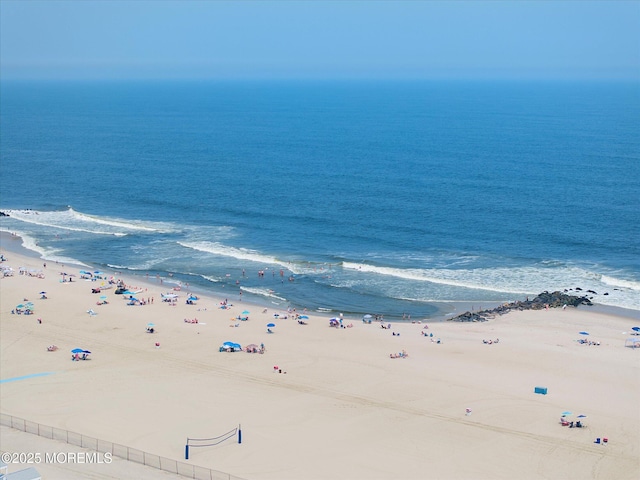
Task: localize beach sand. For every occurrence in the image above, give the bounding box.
[1,242,639,480]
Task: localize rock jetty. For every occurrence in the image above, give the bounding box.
[448,291,593,322]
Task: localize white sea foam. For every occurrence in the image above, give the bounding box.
[343,262,515,292]
[342,261,640,310]
[200,274,222,284]
[0,228,90,267]
[109,257,175,272]
[69,208,164,232]
[238,286,288,302]
[2,208,175,236]
[600,275,640,291]
[177,241,284,266]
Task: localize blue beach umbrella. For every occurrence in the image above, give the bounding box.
[562,411,572,416]
[577,414,587,418]
[267,323,276,328]
[39,291,47,295]
[579,331,589,336]
[100,295,107,300]
[242,310,250,315]
[147,323,155,327]
[632,327,640,332]
[298,315,309,319]
[71,348,84,354]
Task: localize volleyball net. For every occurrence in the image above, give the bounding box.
[185,425,241,459]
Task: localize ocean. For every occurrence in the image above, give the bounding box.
[1,79,639,318]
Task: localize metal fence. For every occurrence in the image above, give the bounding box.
[1,413,247,480]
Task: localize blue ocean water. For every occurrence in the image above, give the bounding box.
[1,80,639,317]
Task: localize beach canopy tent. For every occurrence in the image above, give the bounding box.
[161,293,178,302]
[625,337,640,348]
[220,341,242,352]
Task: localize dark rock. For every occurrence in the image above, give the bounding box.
[448,291,592,322]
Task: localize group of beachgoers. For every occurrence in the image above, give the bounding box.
[246,343,265,354]
[390,350,408,359]
[482,338,500,344]
[560,417,586,429]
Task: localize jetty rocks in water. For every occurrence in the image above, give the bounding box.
[449,291,593,322]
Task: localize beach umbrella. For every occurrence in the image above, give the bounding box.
[577,414,587,418]
[242,310,250,315]
[562,411,572,416]
[363,314,372,319]
[147,323,155,327]
[579,331,589,336]
[39,291,47,295]
[100,295,107,300]
[82,350,91,354]
[71,348,84,354]
[16,304,24,309]
[298,315,309,319]
[267,323,276,328]
[632,327,640,332]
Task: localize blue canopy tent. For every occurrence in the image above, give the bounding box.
[220,341,242,352]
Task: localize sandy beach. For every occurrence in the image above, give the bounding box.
[1,241,639,480]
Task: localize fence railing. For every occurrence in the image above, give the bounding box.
[0,413,247,480]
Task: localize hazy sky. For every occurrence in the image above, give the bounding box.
[1,0,638,80]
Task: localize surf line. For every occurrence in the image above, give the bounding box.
[0,372,56,384]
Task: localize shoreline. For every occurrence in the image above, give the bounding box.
[2,230,638,322]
